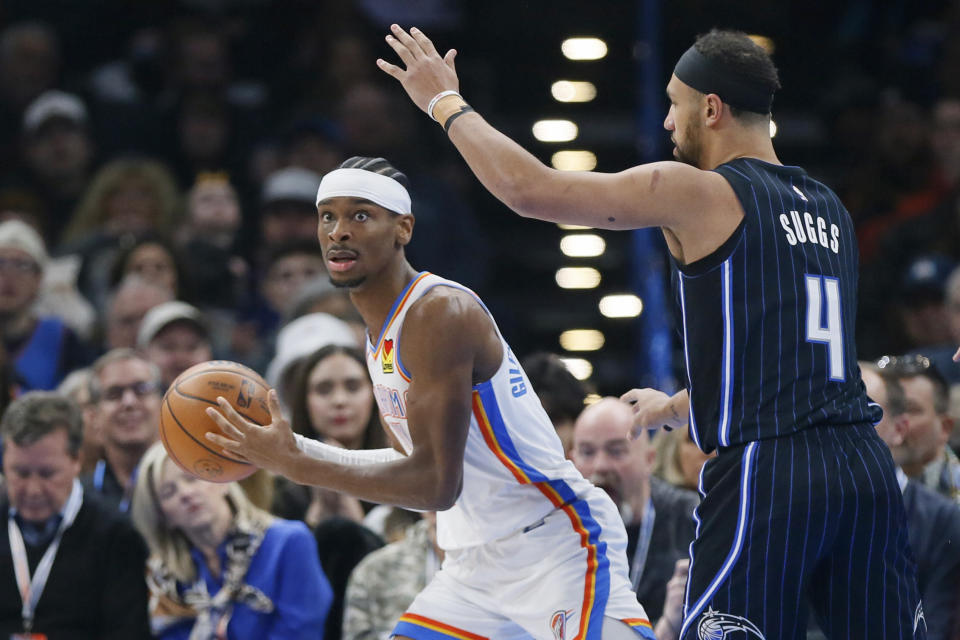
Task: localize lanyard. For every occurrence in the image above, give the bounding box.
[629,497,656,591]
[8,480,83,631]
[93,459,137,513]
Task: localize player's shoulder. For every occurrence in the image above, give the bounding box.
[406,282,487,328]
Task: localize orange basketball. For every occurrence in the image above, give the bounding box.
[160,360,271,483]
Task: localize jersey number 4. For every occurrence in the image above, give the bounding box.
[804,274,845,381]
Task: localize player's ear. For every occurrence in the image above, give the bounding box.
[704,93,723,126]
[396,213,415,247]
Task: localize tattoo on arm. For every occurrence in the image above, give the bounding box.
[669,401,681,423]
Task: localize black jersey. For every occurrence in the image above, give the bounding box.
[674,157,881,453]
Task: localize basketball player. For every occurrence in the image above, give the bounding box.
[206,156,655,640]
[376,26,924,640]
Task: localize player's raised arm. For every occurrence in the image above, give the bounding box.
[377,25,729,234]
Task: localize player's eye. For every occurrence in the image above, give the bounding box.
[354,210,370,221]
[319,211,334,223]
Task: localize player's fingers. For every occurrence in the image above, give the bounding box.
[390,24,424,57]
[266,389,285,425]
[207,403,246,439]
[385,34,416,67]
[213,396,253,428]
[377,58,404,79]
[409,27,439,58]
[444,49,457,73]
[205,430,240,453]
[953,345,960,362]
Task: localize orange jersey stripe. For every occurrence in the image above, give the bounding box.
[471,391,600,639]
[398,613,490,640]
[372,272,432,359]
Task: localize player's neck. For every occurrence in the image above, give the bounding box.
[350,262,421,342]
[704,130,780,170]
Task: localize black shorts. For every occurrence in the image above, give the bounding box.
[679,424,925,640]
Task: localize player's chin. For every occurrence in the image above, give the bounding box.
[329,274,367,289]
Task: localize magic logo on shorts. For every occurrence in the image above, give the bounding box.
[697,608,764,639]
[550,609,573,640]
[382,339,394,374]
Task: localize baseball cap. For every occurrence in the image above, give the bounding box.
[137,301,209,348]
[23,90,88,135]
[266,312,358,388]
[0,219,48,269]
[262,167,323,207]
[900,254,956,301]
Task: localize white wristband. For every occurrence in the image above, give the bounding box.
[294,433,405,465]
[427,90,462,121]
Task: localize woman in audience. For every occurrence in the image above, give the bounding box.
[272,344,387,526]
[651,426,715,492]
[131,443,331,639]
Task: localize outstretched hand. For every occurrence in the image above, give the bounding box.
[205,389,300,477]
[377,24,460,115]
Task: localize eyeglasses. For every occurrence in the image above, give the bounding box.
[99,380,161,402]
[875,354,932,375]
[0,257,39,274]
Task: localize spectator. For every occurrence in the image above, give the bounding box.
[314,516,385,640]
[0,220,91,391]
[137,301,213,389]
[0,391,150,639]
[878,354,960,503]
[131,442,331,640]
[0,23,60,165]
[343,513,441,640]
[109,233,188,303]
[915,264,960,386]
[258,167,322,252]
[177,172,248,314]
[260,240,327,324]
[55,367,100,474]
[60,157,182,309]
[264,312,357,406]
[651,427,715,493]
[102,274,173,351]
[14,90,95,246]
[864,363,960,638]
[287,278,366,345]
[81,348,162,512]
[898,254,956,352]
[521,351,589,456]
[570,398,698,629]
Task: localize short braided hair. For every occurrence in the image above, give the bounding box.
[338,156,410,190]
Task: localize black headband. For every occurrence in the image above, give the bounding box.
[673,45,773,114]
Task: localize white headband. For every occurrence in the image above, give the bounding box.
[315,168,412,215]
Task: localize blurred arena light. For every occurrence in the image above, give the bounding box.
[557,223,591,230]
[560,233,605,257]
[551,150,597,171]
[560,358,594,380]
[551,80,597,103]
[555,267,601,289]
[560,329,605,351]
[769,119,778,138]
[533,119,578,142]
[562,37,608,61]
[584,393,602,405]
[599,294,644,318]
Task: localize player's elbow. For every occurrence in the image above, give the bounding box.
[426,480,460,511]
[497,169,557,220]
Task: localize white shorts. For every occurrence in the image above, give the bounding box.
[391,487,654,640]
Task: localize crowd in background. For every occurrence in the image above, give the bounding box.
[0,1,958,639]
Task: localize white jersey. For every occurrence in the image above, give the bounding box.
[367,272,594,550]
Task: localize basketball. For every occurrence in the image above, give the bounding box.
[160,360,272,483]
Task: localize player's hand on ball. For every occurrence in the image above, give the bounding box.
[620,387,675,438]
[377,24,459,115]
[205,389,298,475]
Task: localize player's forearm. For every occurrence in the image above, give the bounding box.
[286,449,458,512]
[664,389,690,429]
